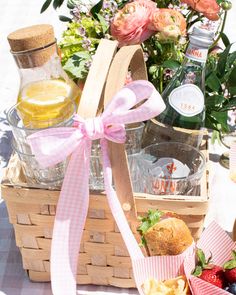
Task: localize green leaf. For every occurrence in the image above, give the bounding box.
[229,87,236,95]
[63,51,91,79]
[162,59,181,69]
[53,0,64,9]
[205,95,225,109]
[96,13,109,34]
[205,113,221,131]
[220,97,236,112]
[211,130,221,145]
[67,0,78,9]
[154,40,163,54]
[59,15,72,22]
[141,236,147,246]
[138,209,163,235]
[211,110,230,132]
[206,73,222,92]
[40,0,53,13]
[197,249,207,267]
[232,250,236,260]
[228,67,236,87]
[148,210,163,226]
[221,32,230,48]
[138,220,150,235]
[217,44,232,78]
[224,259,236,270]
[192,265,203,277]
[228,52,236,67]
[90,0,103,20]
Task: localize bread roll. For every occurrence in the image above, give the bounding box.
[144,217,193,256]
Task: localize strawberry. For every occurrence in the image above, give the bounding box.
[224,250,236,284]
[193,248,226,289]
[199,265,225,288]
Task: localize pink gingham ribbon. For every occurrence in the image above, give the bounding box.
[27,80,166,295]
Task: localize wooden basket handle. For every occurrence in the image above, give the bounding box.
[77,39,118,118]
[104,45,148,221]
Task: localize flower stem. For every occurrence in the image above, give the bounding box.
[210,11,228,49]
[159,66,164,93]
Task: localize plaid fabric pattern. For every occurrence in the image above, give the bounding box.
[0,199,138,295]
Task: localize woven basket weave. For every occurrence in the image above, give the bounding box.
[1,39,209,288]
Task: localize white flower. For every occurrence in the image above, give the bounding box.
[75,0,101,13]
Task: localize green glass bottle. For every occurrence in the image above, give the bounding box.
[156,26,214,130]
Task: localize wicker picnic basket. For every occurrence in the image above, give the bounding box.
[1,39,209,288]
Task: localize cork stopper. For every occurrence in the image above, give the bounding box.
[7,24,57,68]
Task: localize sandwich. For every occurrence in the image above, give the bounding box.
[138,209,193,256]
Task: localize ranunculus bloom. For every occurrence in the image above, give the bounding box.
[181,0,220,21]
[110,0,157,47]
[149,8,186,40]
[157,25,182,41]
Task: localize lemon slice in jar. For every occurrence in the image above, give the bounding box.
[18,79,75,129]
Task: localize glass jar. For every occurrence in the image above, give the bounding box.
[8,24,81,129]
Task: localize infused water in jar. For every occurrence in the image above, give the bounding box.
[8,24,81,129]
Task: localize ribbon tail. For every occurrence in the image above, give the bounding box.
[51,140,91,295]
[100,139,144,261]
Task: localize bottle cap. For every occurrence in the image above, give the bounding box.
[189,25,215,48]
[7,24,57,68]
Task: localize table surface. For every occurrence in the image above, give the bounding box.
[1,1,236,295]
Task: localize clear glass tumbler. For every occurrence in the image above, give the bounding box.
[139,142,205,195]
[7,99,75,189]
[89,122,145,191]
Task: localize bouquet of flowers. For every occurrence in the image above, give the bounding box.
[41,0,235,140]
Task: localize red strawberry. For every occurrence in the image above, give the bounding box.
[199,265,225,288]
[224,250,236,284]
[193,249,226,289]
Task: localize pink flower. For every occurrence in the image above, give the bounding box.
[150,8,187,38]
[110,0,156,47]
[181,0,220,21]
[157,25,182,41]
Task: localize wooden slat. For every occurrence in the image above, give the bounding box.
[104,45,148,221]
[113,266,131,279]
[106,232,139,246]
[29,213,54,226]
[5,201,41,224]
[77,275,92,285]
[77,39,118,118]
[21,248,50,260]
[28,270,51,282]
[36,231,90,250]
[135,197,208,215]
[107,255,131,267]
[114,245,129,257]
[13,224,53,237]
[3,188,209,215]
[85,218,114,232]
[21,236,39,249]
[28,271,94,285]
[17,214,31,225]
[179,215,206,228]
[108,277,135,288]
[90,254,107,266]
[84,242,114,255]
[22,258,45,272]
[2,186,59,204]
[87,265,113,278]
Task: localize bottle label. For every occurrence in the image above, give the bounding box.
[150,157,190,195]
[169,84,204,117]
[185,43,208,63]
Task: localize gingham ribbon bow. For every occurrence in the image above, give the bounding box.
[28,80,165,295]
